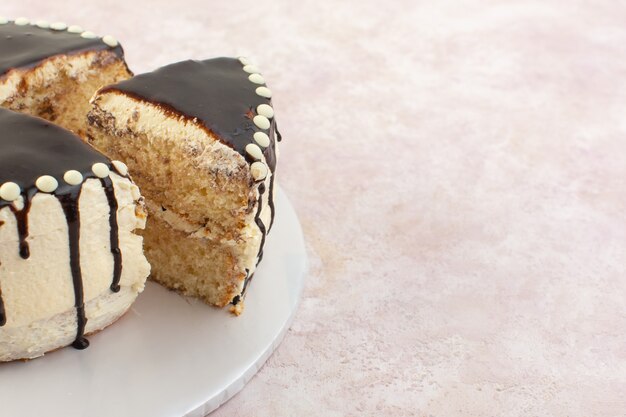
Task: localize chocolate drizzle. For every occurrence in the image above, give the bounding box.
[0,281,5,326]
[0,109,122,350]
[57,188,89,349]
[267,122,280,231]
[101,177,122,292]
[0,21,124,77]
[254,182,268,263]
[8,189,35,259]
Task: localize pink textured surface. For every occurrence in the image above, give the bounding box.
[4,1,626,415]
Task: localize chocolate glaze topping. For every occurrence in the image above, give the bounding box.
[101,176,122,293]
[100,58,281,305]
[100,58,276,169]
[58,187,90,350]
[0,108,124,349]
[0,21,124,76]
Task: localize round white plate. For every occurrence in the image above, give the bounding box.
[0,187,307,417]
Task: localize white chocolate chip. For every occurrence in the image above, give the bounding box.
[35,175,58,193]
[92,163,110,178]
[238,56,250,65]
[63,170,83,185]
[255,86,272,98]
[81,31,97,39]
[0,17,8,25]
[50,22,67,31]
[248,73,265,85]
[14,17,30,26]
[246,143,264,160]
[253,115,270,130]
[250,162,268,181]
[102,35,118,47]
[112,160,128,176]
[67,25,83,33]
[256,104,274,119]
[35,20,49,28]
[253,131,270,148]
[243,65,260,74]
[0,182,20,201]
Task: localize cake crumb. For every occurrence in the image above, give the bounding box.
[229,302,245,316]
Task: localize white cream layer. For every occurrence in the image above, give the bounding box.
[0,173,150,329]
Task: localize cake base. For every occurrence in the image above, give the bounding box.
[0,188,306,417]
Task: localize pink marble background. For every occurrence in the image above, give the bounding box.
[4,0,626,415]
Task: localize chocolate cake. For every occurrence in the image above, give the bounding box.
[0,108,150,362]
[87,57,280,314]
[0,17,131,136]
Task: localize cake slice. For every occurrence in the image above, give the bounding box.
[0,108,150,362]
[87,57,280,313]
[0,17,132,136]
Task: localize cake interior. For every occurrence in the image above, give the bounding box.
[141,215,243,306]
[0,51,130,137]
[87,93,261,308]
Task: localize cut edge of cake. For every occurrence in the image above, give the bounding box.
[86,57,280,314]
[0,18,132,137]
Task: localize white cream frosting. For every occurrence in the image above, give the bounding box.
[0,173,150,359]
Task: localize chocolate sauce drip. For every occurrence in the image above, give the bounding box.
[58,188,89,349]
[8,189,35,259]
[268,175,276,231]
[266,121,280,231]
[0,21,125,76]
[100,177,122,292]
[274,121,282,142]
[255,182,268,261]
[0,283,5,326]
[231,269,251,306]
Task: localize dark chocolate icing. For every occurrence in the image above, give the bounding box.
[101,176,122,293]
[100,58,276,170]
[0,108,110,193]
[58,188,90,350]
[0,108,124,349]
[9,189,35,259]
[0,280,5,326]
[0,21,124,76]
[99,58,281,305]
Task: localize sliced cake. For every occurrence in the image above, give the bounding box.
[0,108,150,362]
[87,57,280,313]
[0,17,132,136]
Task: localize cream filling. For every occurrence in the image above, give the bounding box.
[0,173,150,329]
